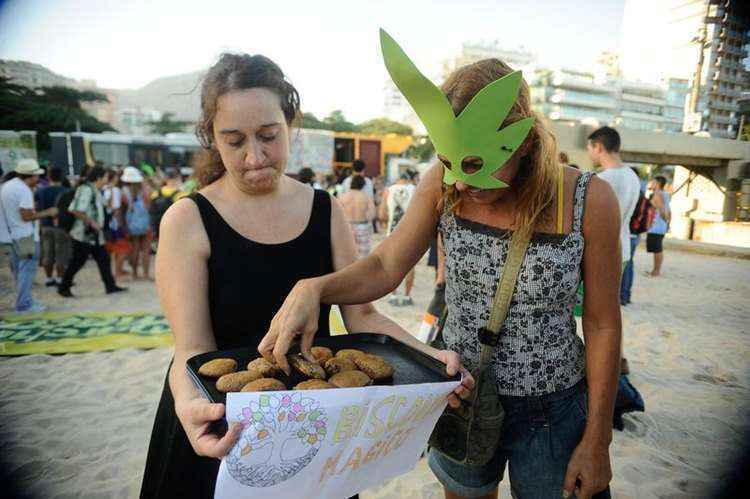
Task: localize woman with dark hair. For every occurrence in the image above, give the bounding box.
[139,52,467,498]
[297,166,316,186]
[58,165,126,297]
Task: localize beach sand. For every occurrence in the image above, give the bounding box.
[1,243,749,498]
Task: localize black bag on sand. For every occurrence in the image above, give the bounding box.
[428,229,531,465]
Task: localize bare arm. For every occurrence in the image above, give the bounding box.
[651,191,669,220]
[320,165,443,306]
[156,199,241,457]
[259,166,443,366]
[378,187,389,222]
[328,194,444,361]
[20,207,57,222]
[564,176,620,498]
[367,196,376,222]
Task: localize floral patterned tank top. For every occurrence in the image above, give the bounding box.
[438,172,594,396]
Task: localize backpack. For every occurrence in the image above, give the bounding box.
[149,188,177,237]
[126,194,150,236]
[629,191,655,235]
[56,189,76,232]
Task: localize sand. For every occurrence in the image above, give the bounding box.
[1,243,749,498]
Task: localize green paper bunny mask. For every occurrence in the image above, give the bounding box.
[380,29,534,189]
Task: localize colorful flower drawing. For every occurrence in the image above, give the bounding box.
[226,393,328,487]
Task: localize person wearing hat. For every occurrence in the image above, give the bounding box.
[0,159,58,312]
[58,165,127,297]
[121,165,153,280]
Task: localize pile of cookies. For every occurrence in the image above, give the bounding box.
[197,347,395,393]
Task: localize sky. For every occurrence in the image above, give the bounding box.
[0,0,625,122]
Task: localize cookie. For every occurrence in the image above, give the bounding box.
[198,358,237,378]
[324,357,357,377]
[335,348,367,362]
[353,354,394,380]
[311,346,334,365]
[247,357,280,378]
[216,370,261,392]
[288,354,326,380]
[329,370,372,388]
[294,379,336,390]
[241,378,287,392]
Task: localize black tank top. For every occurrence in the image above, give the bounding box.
[188,189,333,349]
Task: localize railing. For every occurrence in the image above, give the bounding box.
[710,114,738,126]
[718,42,748,58]
[709,100,737,112]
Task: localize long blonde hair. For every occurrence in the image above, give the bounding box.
[440,59,560,237]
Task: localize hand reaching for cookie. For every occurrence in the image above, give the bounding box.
[175,397,243,458]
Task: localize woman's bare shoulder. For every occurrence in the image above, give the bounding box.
[160,196,210,257]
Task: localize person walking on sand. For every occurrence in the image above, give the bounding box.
[35,166,71,287]
[122,166,153,280]
[646,176,670,277]
[339,175,375,257]
[58,166,127,297]
[379,172,416,306]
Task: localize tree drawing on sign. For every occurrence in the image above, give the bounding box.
[226,393,328,487]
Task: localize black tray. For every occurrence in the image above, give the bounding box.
[186,333,458,405]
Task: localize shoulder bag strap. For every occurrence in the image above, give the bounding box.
[478,229,532,369]
[557,167,565,234]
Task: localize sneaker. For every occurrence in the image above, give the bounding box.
[18,302,47,314]
[401,296,414,306]
[45,278,58,287]
[621,358,630,375]
[58,288,74,298]
[106,286,128,294]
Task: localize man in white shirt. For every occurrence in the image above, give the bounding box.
[0,159,58,312]
[587,126,641,374]
[340,159,374,199]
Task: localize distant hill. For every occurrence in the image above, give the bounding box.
[0,60,77,88]
[117,70,205,122]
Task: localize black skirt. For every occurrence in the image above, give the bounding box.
[140,371,220,498]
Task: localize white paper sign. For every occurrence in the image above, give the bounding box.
[215,381,459,499]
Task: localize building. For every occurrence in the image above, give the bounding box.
[441,42,537,78]
[702,1,750,138]
[622,0,750,139]
[383,42,537,136]
[530,69,686,133]
[114,108,163,136]
[383,79,425,135]
[665,77,691,132]
[530,68,618,126]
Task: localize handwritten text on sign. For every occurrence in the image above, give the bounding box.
[215,381,458,499]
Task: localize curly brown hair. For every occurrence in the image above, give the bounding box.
[194,53,301,187]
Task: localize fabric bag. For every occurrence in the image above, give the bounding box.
[428,228,531,465]
[126,194,150,236]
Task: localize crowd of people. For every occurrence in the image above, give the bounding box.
[0,160,195,312]
[297,159,423,306]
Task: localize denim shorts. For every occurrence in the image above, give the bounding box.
[428,380,611,499]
